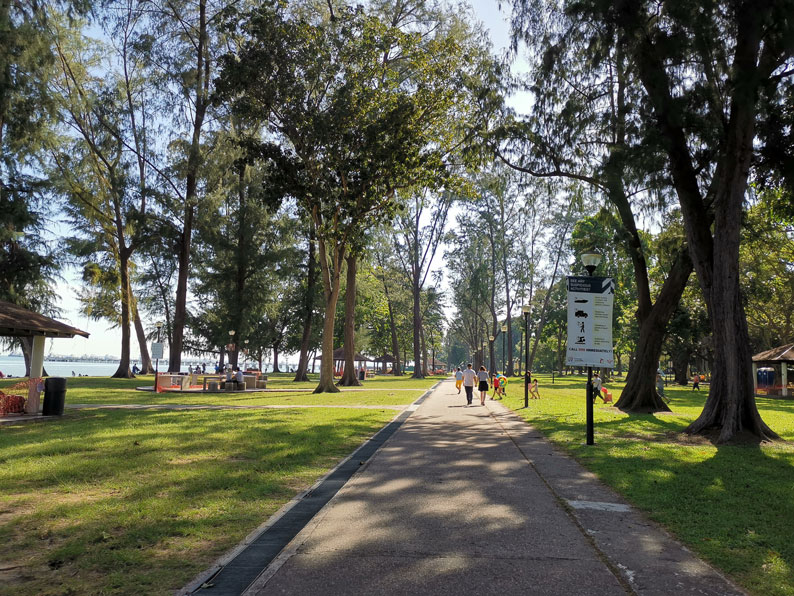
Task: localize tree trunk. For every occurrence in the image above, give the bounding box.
[528,220,569,371]
[621,0,776,442]
[420,324,428,376]
[616,249,691,412]
[272,346,280,373]
[112,251,134,378]
[411,272,423,379]
[294,230,316,382]
[169,205,194,371]
[168,0,208,373]
[379,269,402,376]
[671,349,690,385]
[339,254,361,386]
[132,301,154,374]
[614,318,671,412]
[314,232,342,393]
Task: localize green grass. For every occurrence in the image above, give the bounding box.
[265,372,441,390]
[0,407,397,596]
[1,375,438,407]
[502,374,794,596]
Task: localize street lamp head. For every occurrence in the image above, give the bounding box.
[501,324,507,332]
[155,321,163,329]
[581,250,602,276]
[521,304,530,314]
[489,335,495,342]
[229,329,235,336]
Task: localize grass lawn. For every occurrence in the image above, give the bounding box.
[265,372,441,391]
[0,375,439,408]
[0,406,397,596]
[502,373,794,596]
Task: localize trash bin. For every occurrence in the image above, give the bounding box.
[42,377,67,416]
[358,368,365,381]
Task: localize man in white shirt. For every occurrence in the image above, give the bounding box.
[461,363,477,406]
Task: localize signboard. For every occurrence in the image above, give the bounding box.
[565,276,615,368]
[151,342,164,360]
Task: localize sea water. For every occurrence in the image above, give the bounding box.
[0,355,293,378]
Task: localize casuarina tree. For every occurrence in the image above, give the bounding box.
[216,2,490,392]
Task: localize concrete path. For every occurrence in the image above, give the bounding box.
[243,379,745,596]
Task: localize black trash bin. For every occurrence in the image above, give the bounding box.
[42,377,67,416]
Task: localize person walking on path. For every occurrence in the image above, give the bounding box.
[454,367,463,394]
[477,365,489,406]
[461,363,477,405]
[692,373,700,390]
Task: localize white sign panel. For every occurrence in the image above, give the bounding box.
[566,276,615,368]
[151,342,164,360]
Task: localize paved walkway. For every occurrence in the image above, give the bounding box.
[240,379,744,596]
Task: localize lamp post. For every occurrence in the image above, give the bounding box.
[500,323,507,374]
[482,341,487,370]
[581,250,602,446]
[488,335,495,375]
[153,321,163,391]
[522,305,530,408]
[228,330,236,369]
[243,339,249,370]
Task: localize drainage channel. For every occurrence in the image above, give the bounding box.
[184,382,440,596]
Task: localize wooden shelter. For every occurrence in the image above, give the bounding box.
[752,344,794,397]
[0,300,89,413]
[315,347,373,374]
[372,354,395,373]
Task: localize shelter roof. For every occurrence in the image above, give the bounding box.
[752,344,794,363]
[372,354,395,363]
[315,347,372,361]
[0,300,90,339]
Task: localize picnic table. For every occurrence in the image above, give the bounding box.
[202,375,224,391]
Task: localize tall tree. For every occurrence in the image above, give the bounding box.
[394,190,453,379]
[605,0,791,441]
[0,1,88,371]
[217,3,486,392]
[49,20,149,378]
[503,0,693,412]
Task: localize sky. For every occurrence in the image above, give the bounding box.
[28,0,522,360]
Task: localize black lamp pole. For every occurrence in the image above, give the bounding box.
[521,304,529,408]
[501,323,506,373]
[582,251,601,446]
[153,321,162,391]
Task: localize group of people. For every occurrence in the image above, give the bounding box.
[454,365,540,406]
